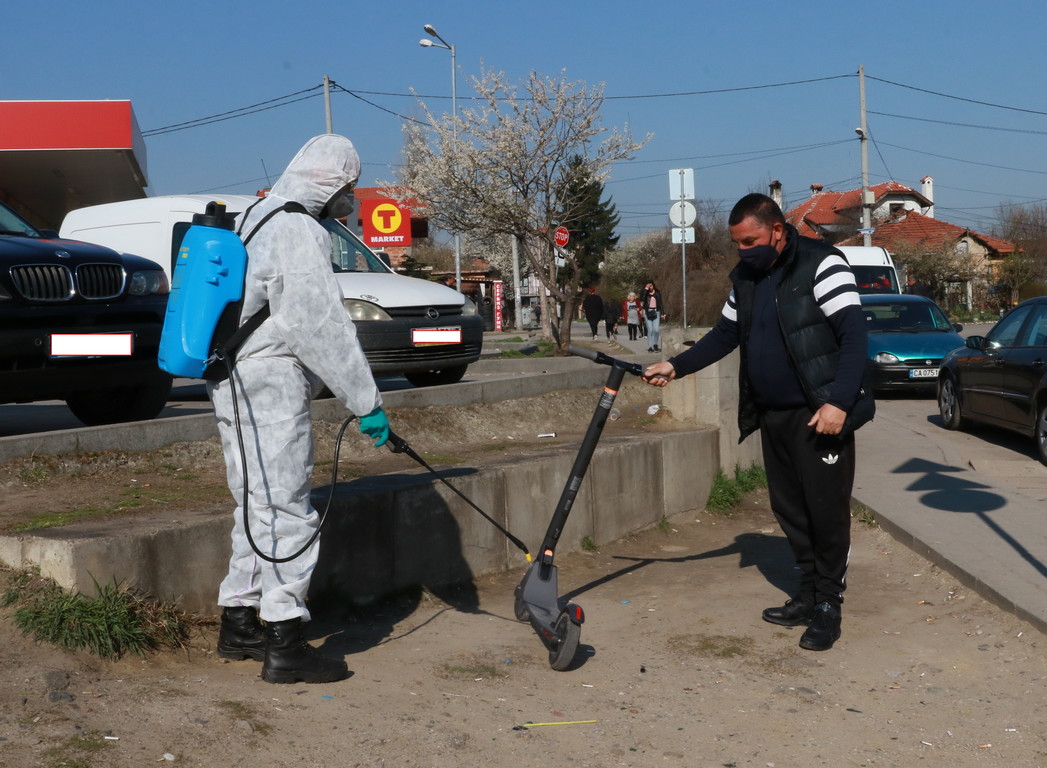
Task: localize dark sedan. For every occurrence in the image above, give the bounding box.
[0,199,172,425]
[938,296,1047,464]
[861,294,966,392]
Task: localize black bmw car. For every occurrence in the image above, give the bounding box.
[0,199,172,425]
[938,296,1047,464]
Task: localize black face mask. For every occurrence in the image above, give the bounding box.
[737,244,779,272]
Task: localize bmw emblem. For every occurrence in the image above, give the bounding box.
[54,250,72,259]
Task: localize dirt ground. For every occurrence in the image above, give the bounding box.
[1,388,1045,767]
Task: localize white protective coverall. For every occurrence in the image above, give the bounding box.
[208,134,381,623]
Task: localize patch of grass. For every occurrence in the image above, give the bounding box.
[706,463,767,515]
[18,464,51,485]
[581,535,597,552]
[441,657,502,681]
[656,516,672,534]
[10,506,134,533]
[668,632,756,659]
[852,501,877,527]
[706,471,743,514]
[734,464,767,493]
[496,340,555,358]
[217,700,273,736]
[8,481,228,533]
[481,443,508,452]
[41,730,113,768]
[2,568,193,659]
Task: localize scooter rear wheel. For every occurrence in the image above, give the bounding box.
[548,610,581,671]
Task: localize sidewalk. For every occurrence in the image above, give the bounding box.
[853,401,1047,633]
[560,316,1047,635]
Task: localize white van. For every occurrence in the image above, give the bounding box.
[837,245,901,295]
[60,195,482,386]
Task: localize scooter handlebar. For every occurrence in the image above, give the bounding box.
[565,343,644,377]
[565,343,601,363]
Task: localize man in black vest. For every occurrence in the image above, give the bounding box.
[642,193,871,651]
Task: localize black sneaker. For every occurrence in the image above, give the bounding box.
[799,601,842,651]
[762,597,815,627]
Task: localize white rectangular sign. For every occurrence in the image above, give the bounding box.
[412,328,462,345]
[672,227,695,244]
[51,333,133,357]
[668,168,695,201]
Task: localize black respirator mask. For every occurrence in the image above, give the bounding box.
[737,244,779,272]
[323,192,355,220]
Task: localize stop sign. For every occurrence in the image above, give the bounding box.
[553,226,570,248]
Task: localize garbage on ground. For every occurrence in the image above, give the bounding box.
[646,404,660,415]
[537,433,556,438]
[513,720,597,730]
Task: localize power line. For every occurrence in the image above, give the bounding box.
[866,75,1047,117]
[875,140,1047,176]
[142,86,325,136]
[602,74,856,100]
[330,83,428,126]
[870,110,1047,136]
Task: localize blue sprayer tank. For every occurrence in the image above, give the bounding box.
[158,201,247,378]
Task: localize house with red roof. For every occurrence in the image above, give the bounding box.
[776,177,935,243]
[776,177,1016,311]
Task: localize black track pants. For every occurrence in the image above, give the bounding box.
[758,406,855,607]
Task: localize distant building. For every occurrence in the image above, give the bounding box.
[781,179,934,244]
[776,178,1016,313]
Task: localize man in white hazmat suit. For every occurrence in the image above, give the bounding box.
[209,134,389,684]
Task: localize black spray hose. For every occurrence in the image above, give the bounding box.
[385,430,533,563]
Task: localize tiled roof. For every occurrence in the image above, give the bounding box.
[837,210,1015,255]
[784,181,931,238]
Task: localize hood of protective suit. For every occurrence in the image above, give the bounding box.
[268,134,361,216]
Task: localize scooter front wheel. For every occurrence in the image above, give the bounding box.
[548,610,581,671]
[513,585,531,622]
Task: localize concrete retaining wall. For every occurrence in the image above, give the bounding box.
[0,429,717,615]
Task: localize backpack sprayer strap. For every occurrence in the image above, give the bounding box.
[204,201,313,380]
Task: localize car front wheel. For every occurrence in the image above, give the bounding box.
[938,374,967,430]
[66,374,173,426]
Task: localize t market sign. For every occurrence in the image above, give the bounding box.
[361,198,412,248]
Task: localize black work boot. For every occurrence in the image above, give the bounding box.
[217,607,266,661]
[261,619,349,684]
[761,596,815,627]
[799,601,842,651]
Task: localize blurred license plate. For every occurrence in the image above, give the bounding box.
[412,327,461,345]
[51,333,133,357]
[909,368,937,379]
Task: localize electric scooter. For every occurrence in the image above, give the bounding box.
[512,342,646,670]
[387,339,651,670]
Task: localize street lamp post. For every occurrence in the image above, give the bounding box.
[419,24,461,291]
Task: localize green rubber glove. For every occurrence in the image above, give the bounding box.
[358,407,390,447]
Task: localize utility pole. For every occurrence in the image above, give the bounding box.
[512,235,522,330]
[323,75,333,133]
[858,65,872,247]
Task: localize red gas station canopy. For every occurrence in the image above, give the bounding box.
[0,100,148,228]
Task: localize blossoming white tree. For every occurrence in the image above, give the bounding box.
[393,67,649,347]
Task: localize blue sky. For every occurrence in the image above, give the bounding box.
[8,1,1047,241]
